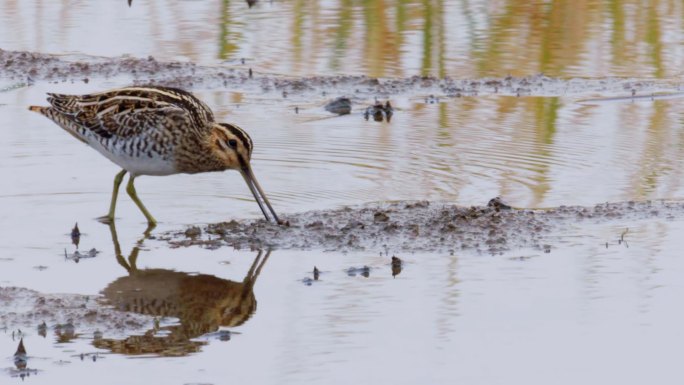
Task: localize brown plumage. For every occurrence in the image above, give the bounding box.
[29,85,279,225]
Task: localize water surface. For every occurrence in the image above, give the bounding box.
[2,1,684,384]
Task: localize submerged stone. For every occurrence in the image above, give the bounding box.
[324,97,352,115]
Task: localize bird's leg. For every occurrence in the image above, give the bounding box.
[98,169,127,224]
[125,175,157,226]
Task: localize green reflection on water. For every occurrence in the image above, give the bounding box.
[645,3,664,78]
[215,0,681,78]
[208,0,684,205]
[329,0,354,72]
[219,0,240,60]
[529,96,558,204]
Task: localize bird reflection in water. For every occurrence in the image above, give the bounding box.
[95,222,270,356]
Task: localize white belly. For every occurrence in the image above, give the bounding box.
[112,154,177,176]
[89,141,178,176]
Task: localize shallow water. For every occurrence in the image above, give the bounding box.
[3,0,684,384]
[4,219,684,384]
[3,0,684,78]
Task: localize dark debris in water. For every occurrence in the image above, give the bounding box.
[14,338,27,369]
[70,223,80,247]
[164,200,684,254]
[324,97,352,115]
[364,101,393,122]
[302,266,321,286]
[391,256,403,278]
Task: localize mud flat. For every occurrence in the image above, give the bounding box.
[163,200,684,254]
[2,48,682,100]
[0,287,154,338]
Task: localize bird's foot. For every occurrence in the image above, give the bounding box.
[143,222,157,237]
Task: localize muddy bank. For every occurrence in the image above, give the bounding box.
[2,49,682,99]
[0,287,154,339]
[162,200,683,254]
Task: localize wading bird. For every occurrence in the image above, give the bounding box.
[29,85,279,225]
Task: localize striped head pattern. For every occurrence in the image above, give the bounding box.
[210,122,254,171]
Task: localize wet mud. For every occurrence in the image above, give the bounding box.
[0,286,154,338]
[2,49,683,101]
[163,199,684,254]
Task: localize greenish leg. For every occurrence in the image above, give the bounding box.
[126,175,157,225]
[98,169,127,224]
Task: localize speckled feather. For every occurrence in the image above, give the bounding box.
[30,85,252,176]
[46,85,214,133]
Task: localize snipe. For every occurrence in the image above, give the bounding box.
[30,85,280,225]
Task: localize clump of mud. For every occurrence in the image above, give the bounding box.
[161,201,684,254]
[2,49,682,100]
[164,200,684,254]
[0,287,154,338]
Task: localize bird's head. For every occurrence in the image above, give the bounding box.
[210,123,280,224]
[210,123,254,168]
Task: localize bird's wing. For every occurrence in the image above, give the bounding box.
[46,86,214,139]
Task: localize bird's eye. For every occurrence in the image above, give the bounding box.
[228,139,238,148]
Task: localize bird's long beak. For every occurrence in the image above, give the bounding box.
[240,164,280,224]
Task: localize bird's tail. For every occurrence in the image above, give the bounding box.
[28,105,89,144]
[28,105,46,113]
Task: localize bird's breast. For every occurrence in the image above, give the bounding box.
[93,137,179,176]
